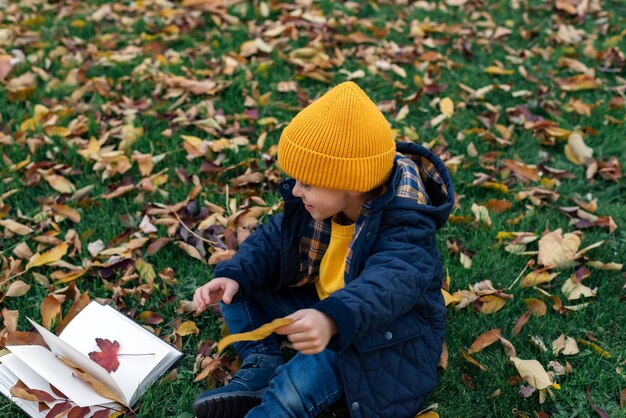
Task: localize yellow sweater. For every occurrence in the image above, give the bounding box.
[316,218,355,300]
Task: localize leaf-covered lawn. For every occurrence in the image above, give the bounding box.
[1,0,625,417]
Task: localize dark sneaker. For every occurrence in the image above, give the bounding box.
[193,353,283,418]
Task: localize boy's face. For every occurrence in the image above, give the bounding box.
[292,181,360,221]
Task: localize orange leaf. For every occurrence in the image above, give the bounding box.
[461,350,487,371]
[468,328,501,354]
[40,294,63,330]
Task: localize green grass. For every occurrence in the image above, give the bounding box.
[1,0,625,417]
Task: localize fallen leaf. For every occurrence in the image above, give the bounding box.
[439,97,454,116]
[176,320,199,336]
[26,242,69,270]
[40,294,63,330]
[510,357,556,390]
[0,219,33,235]
[5,280,31,297]
[552,334,579,355]
[565,132,594,165]
[468,328,501,354]
[461,350,488,371]
[537,229,581,269]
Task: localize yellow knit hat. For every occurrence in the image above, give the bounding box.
[277,81,396,192]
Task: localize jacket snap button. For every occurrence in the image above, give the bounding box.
[365,232,372,241]
[384,331,393,340]
[351,402,360,411]
[283,184,290,189]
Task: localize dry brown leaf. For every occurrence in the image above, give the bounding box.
[552,334,579,355]
[475,295,506,314]
[51,204,81,223]
[217,317,293,354]
[2,308,19,332]
[0,219,33,235]
[510,357,555,390]
[537,229,581,269]
[44,174,76,194]
[5,280,31,297]
[565,132,594,165]
[40,294,63,330]
[177,241,204,262]
[468,328,501,354]
[12,242,33,259]
[561,278,596,300]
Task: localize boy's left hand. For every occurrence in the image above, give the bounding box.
[275,309,337,355]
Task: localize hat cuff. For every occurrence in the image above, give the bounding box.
[278,135,396,192]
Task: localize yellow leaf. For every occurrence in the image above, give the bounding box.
[70,19,86,28]
[20,117,40,132]
[218,317,293,354]
[26,242,69,270]
[544,127,571,139]
[477,295,506,314]
[577,339,612,359]
[484,66,513,75]
[180,134,204,148]
[520,271,559,288]
[480,181,509,194]
[52,269,87,284]
[415,411,439,418]
[44,126,72,137]
[176,320,200,336]
[441,289,460,306]
[439,97,454,117]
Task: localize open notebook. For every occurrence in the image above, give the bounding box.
[0,301,183,417]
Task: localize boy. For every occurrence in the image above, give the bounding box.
[193,81,454,418]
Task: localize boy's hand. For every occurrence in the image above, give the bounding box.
[193,277,240,312]
[275,309,337,355]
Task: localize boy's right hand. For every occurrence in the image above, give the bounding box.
[193,277,240,312]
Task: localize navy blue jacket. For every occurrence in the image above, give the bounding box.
[215,142,454,417]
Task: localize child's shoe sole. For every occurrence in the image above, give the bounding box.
[193,391,264,418]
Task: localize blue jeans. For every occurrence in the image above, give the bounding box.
[220,284,343,418]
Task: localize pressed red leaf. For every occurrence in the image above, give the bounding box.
[67,406,91,418]
[26,388,56,403]
[45,402,72,418]
[88,338,120,373]
[92,410,112,418]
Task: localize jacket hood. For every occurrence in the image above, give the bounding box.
[374,141,454,230]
